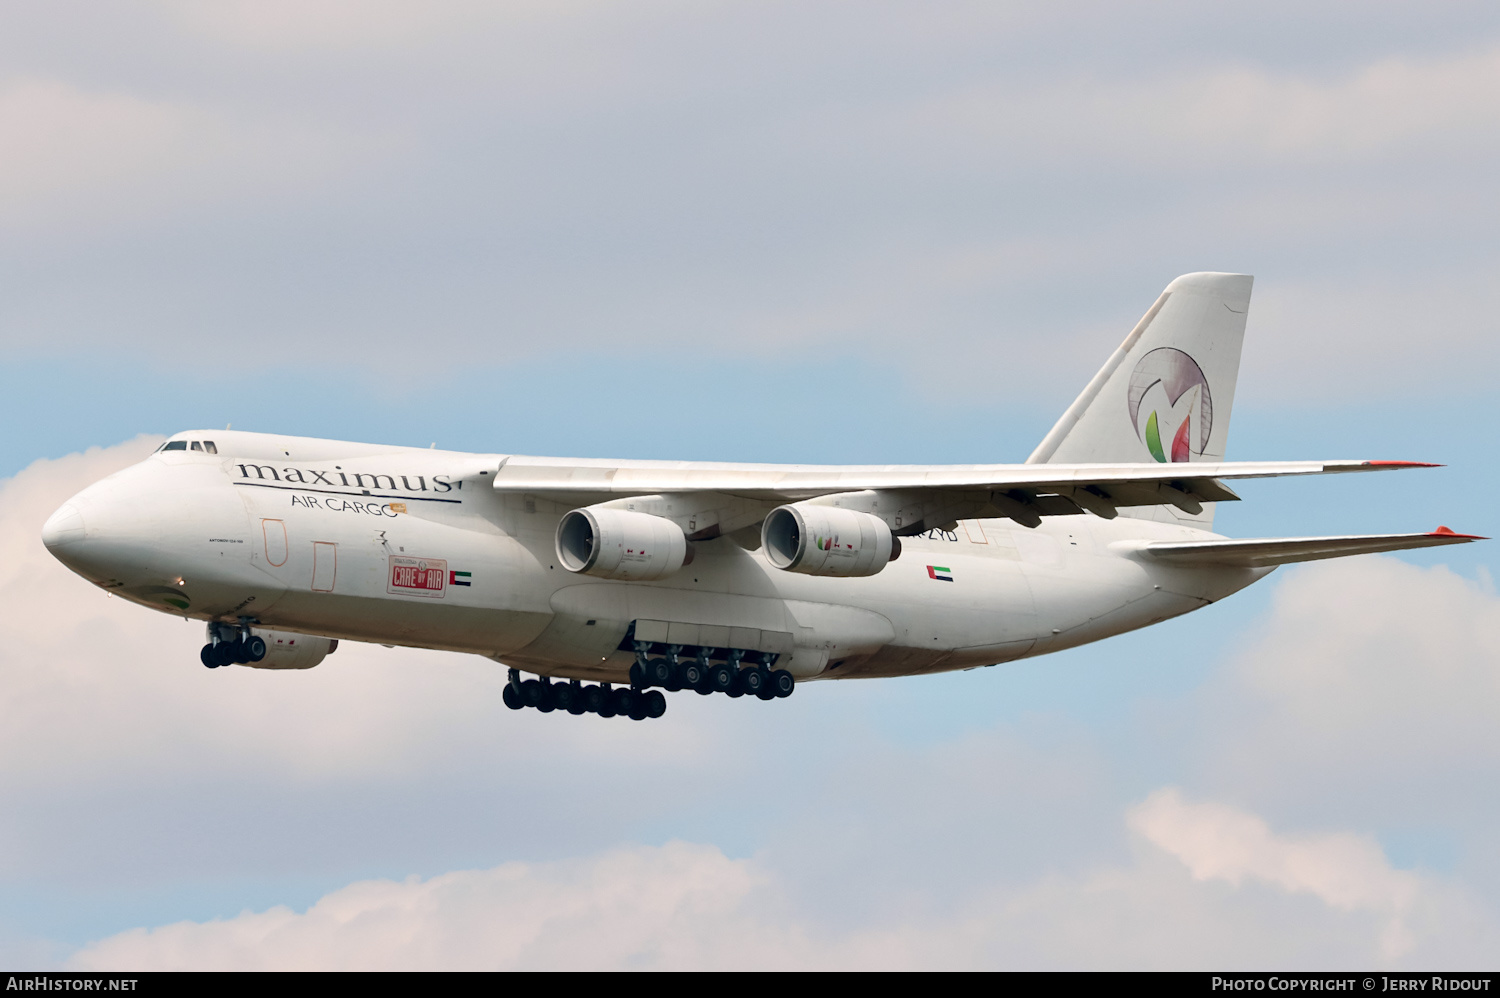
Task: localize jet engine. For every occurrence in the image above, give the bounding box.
[247,629,339,670]
[555,506,690,581]
[761,504,898,577]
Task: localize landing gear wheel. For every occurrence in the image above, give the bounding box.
[708,663,735,694]
[200,644,218,669]
[629,662,646,687]
[611,688,636,718]
[770,669,795,698]
[502,684,524,710]
[212,642,236,667]
[245,636,267,662]
[581,684,607,714]
[755,667,777,700]
[643,690,667,718]
[553,683,578,713]
[680,661,704,689]
[536,684,556,713]
[741,666,766,698]
[520,679,545,708]
[647,658,672,687]
[664,663,685,692]
[596,688,618,718]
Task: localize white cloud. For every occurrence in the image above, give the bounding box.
[65,790,1500,970]
[884,41,1500,170]
[69,841,794,971]
[1195,557,1500,808]
[0,78,379,233]
[1130,788,1423,957]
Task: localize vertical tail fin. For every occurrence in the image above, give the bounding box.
[1027,272,1253,527]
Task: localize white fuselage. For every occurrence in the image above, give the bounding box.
[42,431,1271,682]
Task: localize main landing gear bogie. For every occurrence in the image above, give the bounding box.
[625,644,795,703]
[504,642,798,721]
[504,671,666,721]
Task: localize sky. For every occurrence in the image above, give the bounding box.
[3,0,1500,969]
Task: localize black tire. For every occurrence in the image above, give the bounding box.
[582,685,608,714]
[681,661,704,688]
[245,636,267,662]
[647,658,672,687]
[566,684,588,715]
[200,644,218,669]
[629,662,646,687]
[536,684,556,713]
[520,679,545,708]
[664,662,685,692]
[596,688,618,718]
[643,690,667,718]
[553,683,577,713]
[771,669,795,698]
[741,667,765,697]
[612,688,636,718]
[212,642,236,667]
[232,640,252,665]
[709,663,735,694]
[502,683,524,710]
[755,667,777,700]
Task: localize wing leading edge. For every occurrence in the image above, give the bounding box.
[490,456,1435,502]
[490,456,1439,524]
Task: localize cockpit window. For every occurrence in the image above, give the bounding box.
[162,441,187,451]
[190,441,202,452]
[202,441,217,454]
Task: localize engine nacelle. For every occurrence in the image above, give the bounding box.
[555,506,689,581]
[761,504,897,577]
[249,629,339,670]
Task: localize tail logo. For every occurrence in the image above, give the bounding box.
[1127,348,1213,463]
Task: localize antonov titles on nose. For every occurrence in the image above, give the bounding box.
[41,273,1483,721]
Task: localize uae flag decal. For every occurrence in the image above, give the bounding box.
[926,565,953,582]
[449,570,472,587]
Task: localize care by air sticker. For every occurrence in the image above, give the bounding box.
[388,556,447,598]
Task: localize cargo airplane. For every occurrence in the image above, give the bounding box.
[41,273,1481,720]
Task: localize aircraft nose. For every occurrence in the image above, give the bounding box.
[41,484,159,586]
[41,502,87,551]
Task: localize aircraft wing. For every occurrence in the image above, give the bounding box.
[1129,527,1484,567]
[490,456,1438,515]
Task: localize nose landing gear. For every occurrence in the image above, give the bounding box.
[200,622,267,669]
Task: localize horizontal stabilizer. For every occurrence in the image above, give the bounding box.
[1133,526,1485,568]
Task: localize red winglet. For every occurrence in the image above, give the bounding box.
[1363,460,1444,468]
[1429,525,1488,540]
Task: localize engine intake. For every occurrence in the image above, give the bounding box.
[556,507,690,581]
[761,504,897,577]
